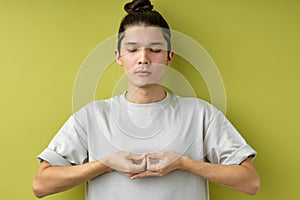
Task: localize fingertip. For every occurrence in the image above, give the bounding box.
[142,158,147,165]
[140,153,146,159]
[147,153,154,158]
[147,157,151,169]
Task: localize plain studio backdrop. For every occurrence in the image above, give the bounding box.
[0,0,299,199]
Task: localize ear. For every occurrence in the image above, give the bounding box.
[166,50,174,66]
[115,50,123,66]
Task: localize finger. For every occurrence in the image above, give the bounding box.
[141,156,147,168]
[123,172,135,177]
[130,171,162,180]
[147,154,151,170]
[147,153,164,171]
[146,156,162,171]
[128,153,146,160]
[147,161,161,171]
[132,157,147,172]
[131,157,147,173]
[147,152,164,159]
[147,153,163,171]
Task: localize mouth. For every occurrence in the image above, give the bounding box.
[134,70,151,76]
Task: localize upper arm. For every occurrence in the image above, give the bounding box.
[38,116,88,166]
[204,111,256,165]
[240,157,258,175]
[38,160,51,171]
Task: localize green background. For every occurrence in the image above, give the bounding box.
[1,0,299,199]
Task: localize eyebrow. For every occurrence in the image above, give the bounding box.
[124,42,164,46]
[124,42,137,46]
[149,42,164,46]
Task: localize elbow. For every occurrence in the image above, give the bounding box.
[33,161,53,198]
[246,176,261,195]
[32,179,48,198]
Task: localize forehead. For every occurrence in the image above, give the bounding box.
[122,26,167,45]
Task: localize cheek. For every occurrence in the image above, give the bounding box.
[122,59,135,72]
[124,66,132,73]
[121,55,134,66]
[151,54,168,65]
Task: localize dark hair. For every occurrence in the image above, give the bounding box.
[117,0,171,54]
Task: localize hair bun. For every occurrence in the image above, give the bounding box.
[124,0,153,13]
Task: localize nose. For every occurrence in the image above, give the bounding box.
[137,48,150,65]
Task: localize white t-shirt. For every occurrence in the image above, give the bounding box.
[38,92,256,200]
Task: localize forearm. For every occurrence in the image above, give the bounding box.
[181,157,260,194]
[32,160,112,198]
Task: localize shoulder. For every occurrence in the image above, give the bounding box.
[72,95,122,119]
[170,93,219,114]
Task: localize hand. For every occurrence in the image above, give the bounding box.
[130,151,184,180]
[100,151,146,175]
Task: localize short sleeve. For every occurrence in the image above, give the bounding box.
[38,115,88,166]
[203,110,256,165]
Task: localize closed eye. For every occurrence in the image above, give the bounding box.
[150,48,162,53]
[127,49,137,52]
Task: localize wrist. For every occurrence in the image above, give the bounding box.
[97,160,113,173]
[178,155,192,171]
[103,164,113,172]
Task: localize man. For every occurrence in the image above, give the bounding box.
[33,1,260,199]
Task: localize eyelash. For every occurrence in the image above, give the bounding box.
[127,49,137,52]
[151,49,162,53]
[127,48,162,53]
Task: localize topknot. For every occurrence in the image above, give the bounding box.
[124,0,154,14]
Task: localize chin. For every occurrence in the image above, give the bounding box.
[131,82,160,89]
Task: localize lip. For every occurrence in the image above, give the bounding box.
[135,70,151,76]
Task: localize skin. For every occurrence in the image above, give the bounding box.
[32,25,260,198]
[115,25,174,104]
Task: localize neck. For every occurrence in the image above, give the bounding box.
[126,84,166,104]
